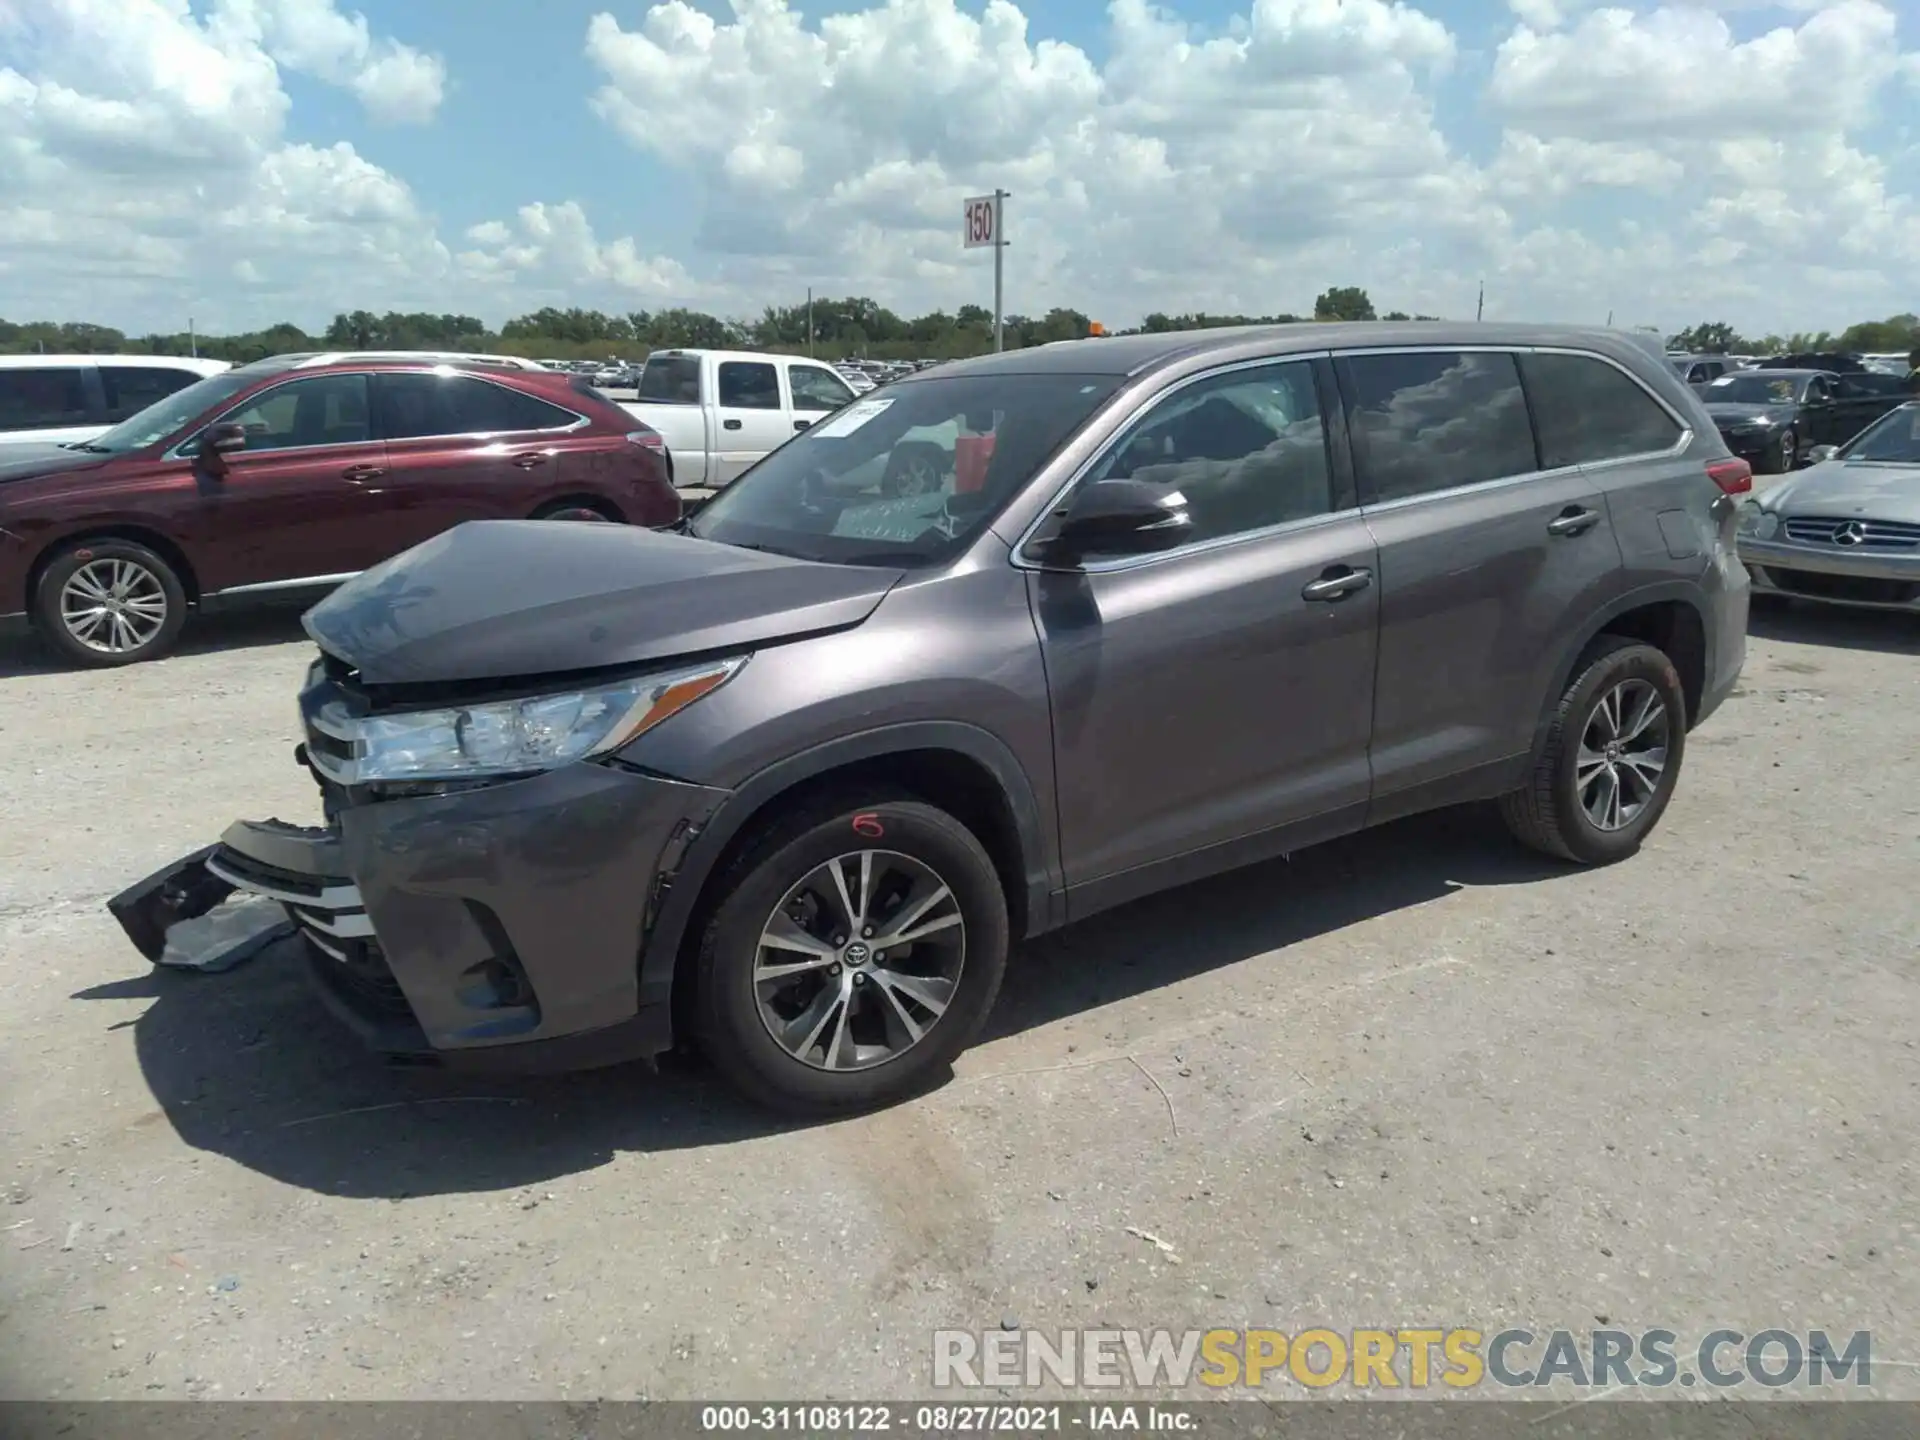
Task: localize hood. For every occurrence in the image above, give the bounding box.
[303,519,904,686]
[1704,403,1792,425]
[0,444,114,485]
[1760,459,1920,522]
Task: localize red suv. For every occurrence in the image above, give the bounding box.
[0,353,680,666]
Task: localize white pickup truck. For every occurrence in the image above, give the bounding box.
[623,348,860,488]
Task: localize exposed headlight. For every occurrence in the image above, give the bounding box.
[1735,501,1779,540]
[315,656,748,784]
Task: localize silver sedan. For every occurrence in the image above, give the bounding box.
[1736,401,1920,612]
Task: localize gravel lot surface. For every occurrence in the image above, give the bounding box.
[1,584,1915,1403]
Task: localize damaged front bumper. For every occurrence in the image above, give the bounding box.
[107,761,731,1074]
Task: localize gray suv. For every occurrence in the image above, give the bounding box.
[110,322,1750,1115]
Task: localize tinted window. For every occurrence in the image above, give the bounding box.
[1707,373,1803,405]
[1839,373,1904,398]
[1342,351,1537,502]
[789,365,856,413]
[217,374,370,453]
[374,373,577,439]
[1518,352,1683,468]
[689,372,1124,568]
[637,354,702,404]
[1080,360,1333,546]
[718,361,780,410]
[90,370,258,453]
[101,366,207,422]
[0,367,90,433]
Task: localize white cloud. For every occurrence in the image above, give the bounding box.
[456,201,699,299]
[219,0,448,124]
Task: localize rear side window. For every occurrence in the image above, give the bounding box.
[0,367,90,433]
[637,355,703,404]
[1519,352,1683,469]
[1341,351,1537,502]
[101,366,207,422]
[375,374,579,439]
[718,361,780,410]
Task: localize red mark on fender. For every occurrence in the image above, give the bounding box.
[851,813,885,838]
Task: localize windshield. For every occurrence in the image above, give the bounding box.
[1839,404,1920,463]
[1706,374,1803,406]
[688,371,1125,566]
[83,370,259,452]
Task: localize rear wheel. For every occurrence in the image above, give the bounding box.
[530,498,619,523]
[693,793,1009,1115]
[1767,428,1797,474]
[1500,637,1688,865]
[34,539,188,668]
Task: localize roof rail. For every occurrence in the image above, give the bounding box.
[288,351,547,371]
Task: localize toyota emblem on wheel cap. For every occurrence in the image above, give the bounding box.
[1833,521,1868,546]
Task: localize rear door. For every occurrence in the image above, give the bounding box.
[190,371,387,591]
[712,359,792,483]
[371,371,593,552]
[1338,347,1626,813]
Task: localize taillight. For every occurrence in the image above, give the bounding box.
[626,429,665,450]
[1706,458,1752,495]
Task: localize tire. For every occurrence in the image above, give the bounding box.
[33,538,188,668]
[1767,429,1796,474]
[1499,636,1689,866]
[693,791,1010,1116]
[530,498,619,523]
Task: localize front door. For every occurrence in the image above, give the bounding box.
[1336,348,1627,806]
[1029,357,1379,909]
[713,359,795,484]
[189,371,389,592]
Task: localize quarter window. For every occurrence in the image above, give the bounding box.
[0,367,90,433]
[718,361,781,410]
[789,365,856,413]
[1518,352,1683,468]
[1079,359,1334,547]
[1341,350,1537,502]
[374,373,578,439]
[216,374,371,453]
[101,367,208,423]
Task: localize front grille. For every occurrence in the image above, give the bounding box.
[1782,517,1920,550]
[1767,569,1920,605]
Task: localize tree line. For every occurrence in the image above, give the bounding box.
[3,290,1913,364]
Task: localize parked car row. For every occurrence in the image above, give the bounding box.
[1697,367,1910,473]
[0,353,679,666]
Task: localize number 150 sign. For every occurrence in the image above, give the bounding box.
[962,194,1000,249]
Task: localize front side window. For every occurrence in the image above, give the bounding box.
[1076,360,1334,546]
[374,373,578,440]
[101,367,208,423]
[216,373,371,453]
[1519,352,1683,469]
[789,365,856,413]
[1341,350,1537,502]
[718,361,780,410]
[689,371,1124,567]
[0,367,90,433]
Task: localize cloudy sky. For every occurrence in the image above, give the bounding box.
[1,0,1917,337]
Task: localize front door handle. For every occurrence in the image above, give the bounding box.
[1547,506,1601,537]
[340,464,386,482]
[1302,566,1373,602]
[723,418,743,431]
[794,418,812,431]
[511,452,546,469]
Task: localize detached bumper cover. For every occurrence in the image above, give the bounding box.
[107,763,730,1071]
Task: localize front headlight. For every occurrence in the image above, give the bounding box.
[317,656,748,784]
[1735,501,1779,540]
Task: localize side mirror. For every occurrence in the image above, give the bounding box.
[1033,479,1193,565]
[1805,444,1841,464]
[202,421,248,455]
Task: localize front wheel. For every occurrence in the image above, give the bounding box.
[1767,428,1797,474]
[33,539,188,668]
[1499,637,1689,865]
[693,794,1010,1115]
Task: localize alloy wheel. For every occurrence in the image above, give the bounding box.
[1576,679,1671,832]
[59,558,170,655]
[752,848,966,1072]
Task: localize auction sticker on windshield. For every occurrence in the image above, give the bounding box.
[814,397,895,438]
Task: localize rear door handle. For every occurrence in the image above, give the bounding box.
[1547,506,1601,537]
[340,464,386,482]
[511,452,546,469]
[723,418,743,431]
[1301,566,1373,602]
